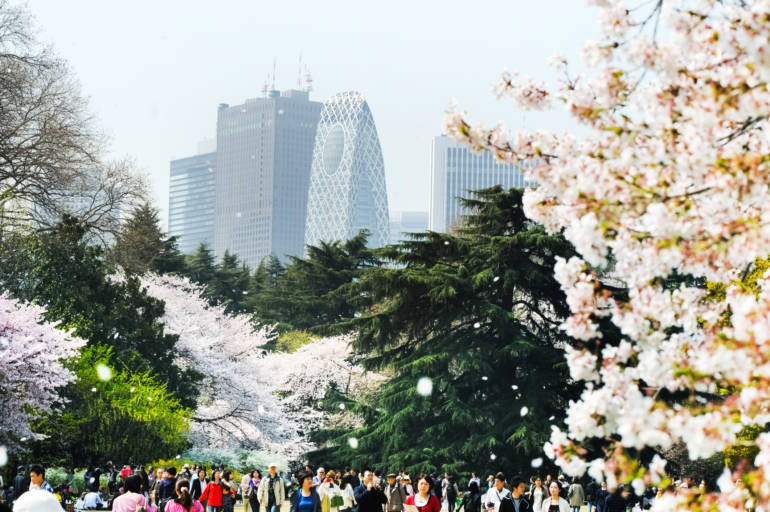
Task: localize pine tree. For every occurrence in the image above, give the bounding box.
[248,232,377,334]
[205,250,251,314]
[311,187,582,477]
[110,203,184,275]
[184,242,216,285]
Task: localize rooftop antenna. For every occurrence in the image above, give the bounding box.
[261,75,269,97]
[297,53,303,89]
[271,57,277,91]
[304,66,313,93]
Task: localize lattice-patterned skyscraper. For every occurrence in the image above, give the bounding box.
[304,91,389,250]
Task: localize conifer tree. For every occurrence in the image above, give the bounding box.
[184,242,216,285]
[312,187,582,476]
[110,203,184,275]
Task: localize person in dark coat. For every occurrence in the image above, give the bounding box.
[604,487,628,512]
[585,481,598,512]
[595,482,610,512]
[459,482,482,512]
[12,466,28,501]
[354,472,387,512]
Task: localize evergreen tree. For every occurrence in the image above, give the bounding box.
[110,203,184,275]
[0,218,199,407]
[248,232,377,334]
[310,187,581,476]
[205,250,251,314]
[184,242,216,285]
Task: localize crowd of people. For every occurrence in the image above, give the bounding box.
[0,461,703,512]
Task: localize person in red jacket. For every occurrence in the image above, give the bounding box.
[200,471,224,511]
[405,476,440,512]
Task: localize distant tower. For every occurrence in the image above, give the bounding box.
[304,91,389,250]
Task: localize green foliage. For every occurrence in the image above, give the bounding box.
[0,218,199,407]
[45,467,69,487]
[72,470,110,494]
[184,243,216,284]
[31,344,190,466]
[272,330,315,353]
[247,233,378,334]
[204,250,251,314]
[309,187,581,477]
[109,203,185,275]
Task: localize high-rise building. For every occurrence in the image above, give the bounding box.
[169,151,216,254]
[214,89,322,267]
[305,91,389,250]
[389,210,429,244]
[429,135,533,232]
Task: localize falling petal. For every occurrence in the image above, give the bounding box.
[417,377,433,397]
[90,387,97,392]
[490,453,497,461]
[493,276,500,282]
[511,385,519,390]
[549,416,555,421]
[531,458,543,468]
[96,364,112,381]
[473,322,481,329]
[444,241,450,246]
[348,437,359,449]
[0,445,6,466]
[520,406,529,416]
[339,403,346,410]
[130,387,136,393]
[482,376,488,381]
[147,396,152,401]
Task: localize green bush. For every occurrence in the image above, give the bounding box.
[45,467,69,487]
[275,330,314,353]
[71,470,109,494]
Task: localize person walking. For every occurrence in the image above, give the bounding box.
[458,482,481,512]
[221,471,238,512]
[442,475,459,512]
[484,473,511,512]
[404,476,440,512]
[354,471,387,512]
[384,474,406,512]
[339,474,356,512]
[319,472,343,512]
[192,470,208,502]
[159,467,179,511]
[258,464,286,512]
[584,481,598,512]
[112,474,158,512]
[249,471,262,512]
[241,472,254,512]
[529,478,545,512]
[165,479,204,512]
[595,483,609,512]
[502,477,530,512]
[200,471,225,512]
[567,480,584,512]
[540,482,569,512]
[290,471,321,512]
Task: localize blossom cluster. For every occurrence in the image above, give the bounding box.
[445,0,770,509]
[141,274,373,459]
[0,293,85,449]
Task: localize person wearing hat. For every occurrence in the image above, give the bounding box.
[384,474,406,512]
[12,465,28,501]
[258,463,286,512]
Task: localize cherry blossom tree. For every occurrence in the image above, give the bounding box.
[141,274,372,459]
[0,292,85,449]
[445,1,770,509]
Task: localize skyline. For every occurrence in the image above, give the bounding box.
[27,0,595,228]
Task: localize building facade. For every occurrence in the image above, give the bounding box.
[169,152,216,254]
[304,91,389,250]
[429,135,533,232]
[389,210,429,244]
[214,89,322,267]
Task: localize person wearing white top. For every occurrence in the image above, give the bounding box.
[319,478,343,512]
[540,482,569,512]
[484,474,511,512]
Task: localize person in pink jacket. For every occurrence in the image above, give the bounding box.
[165,479,204,512]
[112,475,158,512]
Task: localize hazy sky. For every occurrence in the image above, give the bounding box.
[27,0,596,227]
